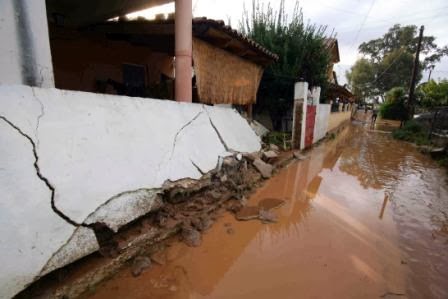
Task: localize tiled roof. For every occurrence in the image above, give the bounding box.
[192,17,279,62]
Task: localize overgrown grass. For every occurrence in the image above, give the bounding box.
[263,131,291,149]
[392,120,431,145]
[392,121,448,170]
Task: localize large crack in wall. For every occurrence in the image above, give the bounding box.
[0,114,135,260]
[0,115,80,227]
[205,109,231,151]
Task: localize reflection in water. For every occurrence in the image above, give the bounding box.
[379,193,389,219]
[85,123,448,299]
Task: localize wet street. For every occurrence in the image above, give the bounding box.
[85,120,448,299]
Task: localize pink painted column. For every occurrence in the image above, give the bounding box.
[175,0,192,102]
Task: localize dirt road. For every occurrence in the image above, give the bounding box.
[84,121,448,299]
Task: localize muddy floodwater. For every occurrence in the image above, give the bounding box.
[84,121,448,299]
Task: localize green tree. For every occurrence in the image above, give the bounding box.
[346,24,447,102]
[417,79,448,107]
[345,58,376,101]
[240,0,331,129]
[379,87,408,120]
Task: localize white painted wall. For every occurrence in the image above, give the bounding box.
[293,82,308,150]
[0,85,261,298]
[0,0,54,87]
[313,104,331,143]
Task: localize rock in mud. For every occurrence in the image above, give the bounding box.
[253,158,273,179]
[225,199,243,213]
[258,198,285,211]
[269,144,280,151]
[220,174,228,183]
[263,150,278,160]
[131,256,152,277]
[235,206,260,221]
[243,152,261,162]
[259,209,278,223]
[226,227,235,235]
[192,216,214,232]
[151,250,167,265]
[209,190,222,200]
[180,226,202,247]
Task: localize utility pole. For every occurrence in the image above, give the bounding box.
[427,65,435,81]
[407,25,424,119]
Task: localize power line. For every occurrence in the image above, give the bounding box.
[348,0,376,50]
[338,14,445,34]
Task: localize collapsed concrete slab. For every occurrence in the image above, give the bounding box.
[0,85,261,298]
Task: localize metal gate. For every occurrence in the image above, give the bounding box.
[305,105,316,148]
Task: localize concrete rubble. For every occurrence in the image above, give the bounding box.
[262,150,279,160]
[253,158,274,178]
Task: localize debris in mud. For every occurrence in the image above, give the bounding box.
[235,205,279,224]
[253,158,273,178]
[293,151,307,160]
[259,209,278,223]
[14,152,277,298]
[180,226,202,247]
[226,227,235,234]
[269,144,280,151]
[151,250,167,266]
[131,256,152,277]
[209,190,222,200]
[191,215,214,232]
[235,206,260,220]
[225,199,243,213]
[263,150,279,160]
[379,291,405,298]
[243,152,261,162]
[258,198,285,211]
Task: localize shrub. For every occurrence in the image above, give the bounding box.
[263,131,291,149]
[392,120,430,145]
[380,101,408,120]
[379,87,409,120]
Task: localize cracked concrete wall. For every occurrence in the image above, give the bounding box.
[0,85,261,298]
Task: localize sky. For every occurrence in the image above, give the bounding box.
[128,0,448,85]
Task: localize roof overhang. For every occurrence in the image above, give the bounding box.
[46,0,174,28]
[87,18,278,67]
[328,83,354,101]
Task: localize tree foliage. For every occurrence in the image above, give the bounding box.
[345,58,376,101]
[347,24,447,102]
[379,87,408,120]
[417,79,448,107]
[239,0,332,129]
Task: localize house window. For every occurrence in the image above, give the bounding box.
[122,64,147,97]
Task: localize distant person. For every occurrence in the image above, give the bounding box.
[365,105,368,114]
[371,108,378,126]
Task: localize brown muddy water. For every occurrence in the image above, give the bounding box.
[84,122,448,299]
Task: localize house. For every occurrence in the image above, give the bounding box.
[50,16,278,109]
[324,38,355,110]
